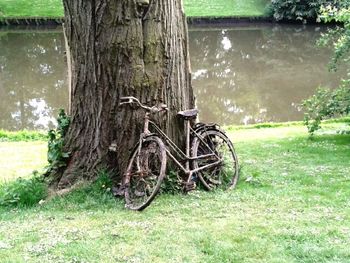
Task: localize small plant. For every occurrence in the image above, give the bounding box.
[303,82,350,134]
[46,109,70,174]
[0,171,47,207]
[86,170,114,196]
[160,170,183,194]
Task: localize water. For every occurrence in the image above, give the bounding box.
[189,23,345,125]
[0,29,68,130]
[0,24,346,130]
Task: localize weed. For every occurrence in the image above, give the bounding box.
[0,171,47,207]
[160,170,183,194]
[46,109,70,174]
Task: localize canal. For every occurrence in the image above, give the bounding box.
[0,23,345,130]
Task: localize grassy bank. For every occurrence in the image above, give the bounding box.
[184,0,269,17]
[0,0,63,18]
[0,123,350,262]
[0,129,47,142]
[0,0,269,19]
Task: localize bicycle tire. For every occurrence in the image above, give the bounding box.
[124,136,167,211]
[191,129,239,190]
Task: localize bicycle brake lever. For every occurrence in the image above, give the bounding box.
[119,97,133,106]
[160,104,168,112]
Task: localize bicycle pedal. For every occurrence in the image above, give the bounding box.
[184,181,197,192]
[112,186,125,197]
[134,190,146,197]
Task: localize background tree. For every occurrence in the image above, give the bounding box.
[52,0,194,188]
[303,2,350,134]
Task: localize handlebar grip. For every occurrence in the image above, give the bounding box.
[160,104,168,112]
[119,96,137,106]
[119,96,167,113]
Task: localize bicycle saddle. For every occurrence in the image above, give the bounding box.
[177,109,198,120]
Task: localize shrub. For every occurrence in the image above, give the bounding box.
[0,172,47,207]
[303,3,350,134]
[46,109,70,174]
[268,0,332,22]
[160,170,183,194]
[303,81,350,134]
[317,4,350,70]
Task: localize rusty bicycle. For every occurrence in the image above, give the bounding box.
[116,96,239,210]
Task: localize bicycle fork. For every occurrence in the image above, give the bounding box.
[112,114,151,197]
[184,119,196,191]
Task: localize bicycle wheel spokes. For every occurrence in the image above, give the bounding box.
[192,129,239,190]
[125,137,166,211]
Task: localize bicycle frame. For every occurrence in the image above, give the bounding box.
[137,112,223,183]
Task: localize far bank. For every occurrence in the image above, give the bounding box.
[0,0,269,25]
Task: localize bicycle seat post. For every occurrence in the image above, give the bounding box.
[185,119,191,174]
[176,108,199,182]
[144,112,151,135]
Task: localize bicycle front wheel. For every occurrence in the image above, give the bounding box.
[192,129,239,190]
[124,136,167,211]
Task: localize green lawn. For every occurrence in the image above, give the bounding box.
[0,141,47,183]
[0,0,269,19]
[0,0,63,18]
[185,0,269,17]
[1,123,350,262]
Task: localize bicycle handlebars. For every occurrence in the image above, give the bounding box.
[119,96,168,113]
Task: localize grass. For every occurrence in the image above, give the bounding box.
[226,116,350,131]
[0,129,47,142]
[0,0,269,19]
[0,0,63,18]
[0,141,47,182]
[184,0,269,17]
[0,122,350,262]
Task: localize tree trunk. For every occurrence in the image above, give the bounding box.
[54,0,194,188]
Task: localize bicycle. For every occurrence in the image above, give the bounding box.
[115,96,239,210]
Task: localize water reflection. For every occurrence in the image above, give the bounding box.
[189,24,345,125]
[0,24,346,130]
[0,30,68,130]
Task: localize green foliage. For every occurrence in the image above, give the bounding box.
[160,170,183,194]
[0,172,47,207]
[303,2,350,134]
[82,171,113,197]
[46,109,70,173]
[318,3,350,70]
[268,0,332,22]
[0,130,47,142]
[303,81,350,134]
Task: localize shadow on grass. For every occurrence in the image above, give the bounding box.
[308,134,350,145]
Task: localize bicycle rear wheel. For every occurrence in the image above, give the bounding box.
[192,129,239,190]
[124,136,167,211]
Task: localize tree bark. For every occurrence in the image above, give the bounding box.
[54,0,194,188]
